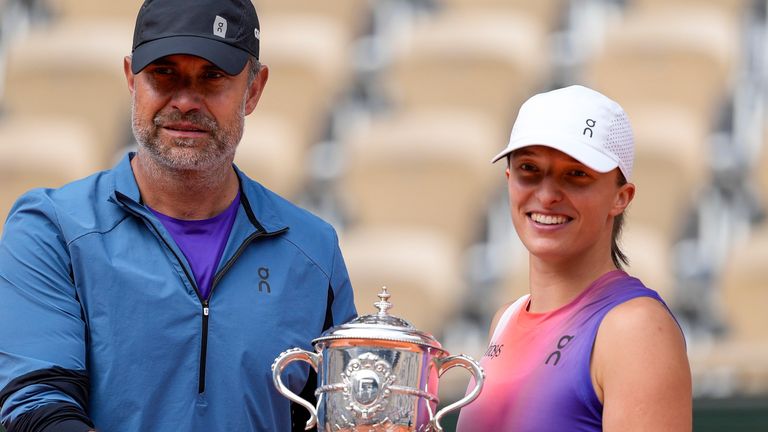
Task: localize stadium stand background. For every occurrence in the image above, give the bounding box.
[0,0,766,430]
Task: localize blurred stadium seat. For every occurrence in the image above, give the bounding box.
[585,5,740,124]
[620,223,676,302]
[235,114,306,200]
[339,225,465,337]
[720,222,768,345]
[2,18,133,167]
[0,115,100,234]
[685,221,768,397]
[256,13,353,148]
[689,338,768,397]
[47,0,142,20]
[253,0,371,41]
[627,104,712,241]
[628,0,751,24]
[494,243,530,308]
[339,108,500,248]
[436,0,566,30]
[759,126,768,202]
[384,9,551,129]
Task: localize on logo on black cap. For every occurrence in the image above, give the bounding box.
[213,15,227,38]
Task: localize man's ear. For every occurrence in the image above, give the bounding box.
[610,181,635,217]
[124,56,136,95]
[244,64,269,115]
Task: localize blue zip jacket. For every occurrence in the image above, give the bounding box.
[0,153,357,431]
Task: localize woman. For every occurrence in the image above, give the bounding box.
[456,85,692,431]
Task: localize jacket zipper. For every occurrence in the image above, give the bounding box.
[117,203,208,387]
[199,305,209,393]
[116,192,287,394]
[197,226,287,392]
[198,230,270,393]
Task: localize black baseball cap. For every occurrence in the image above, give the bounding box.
[131,0,260,75]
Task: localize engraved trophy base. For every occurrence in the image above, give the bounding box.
[329,425,423,432]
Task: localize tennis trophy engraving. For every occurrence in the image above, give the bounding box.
[272,287,485,431]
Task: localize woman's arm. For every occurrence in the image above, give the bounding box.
[592,296,692,431]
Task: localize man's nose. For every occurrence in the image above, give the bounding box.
[170,81,204,113]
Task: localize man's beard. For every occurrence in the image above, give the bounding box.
[131,99,244,173]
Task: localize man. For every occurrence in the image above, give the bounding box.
[0,0,356,430]
[456,85,691,431]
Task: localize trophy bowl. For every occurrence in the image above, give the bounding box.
[272,287,485,431]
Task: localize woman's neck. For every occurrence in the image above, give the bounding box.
[526,253,618,313]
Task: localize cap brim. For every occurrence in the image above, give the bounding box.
[131,35,249,75]
[491,131,619,173]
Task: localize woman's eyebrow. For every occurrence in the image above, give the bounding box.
[511,149,537,159]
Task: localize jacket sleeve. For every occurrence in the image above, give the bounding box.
[289,228,356,432]
[0,191,94,431]
[328,228,357,326]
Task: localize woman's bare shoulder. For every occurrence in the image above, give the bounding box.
[593,296,692,431]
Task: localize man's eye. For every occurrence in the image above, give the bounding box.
[520,163,537,172]
[568,170,588,177]
[204,71,225,79]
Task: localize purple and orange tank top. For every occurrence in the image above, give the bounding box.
[456,270,669,431]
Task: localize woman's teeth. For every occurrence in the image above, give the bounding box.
[530,213,568,225]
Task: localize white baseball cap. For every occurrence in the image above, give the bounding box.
[492,85,634,181]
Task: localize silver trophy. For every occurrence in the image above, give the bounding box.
[272,287,485,431]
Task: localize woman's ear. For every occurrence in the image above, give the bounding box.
[611,182,635,216]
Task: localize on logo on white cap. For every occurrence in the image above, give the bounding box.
[213,15,227,38]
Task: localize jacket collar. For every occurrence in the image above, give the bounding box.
[110,152,288,235]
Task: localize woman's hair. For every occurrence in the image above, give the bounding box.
[612,173,629,270]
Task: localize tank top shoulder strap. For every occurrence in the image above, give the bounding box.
[490,294,529,342]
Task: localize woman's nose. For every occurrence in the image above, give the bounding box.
[535,176,564,205]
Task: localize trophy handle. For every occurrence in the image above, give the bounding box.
[431,354,485,432]
[271,348,322,430]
